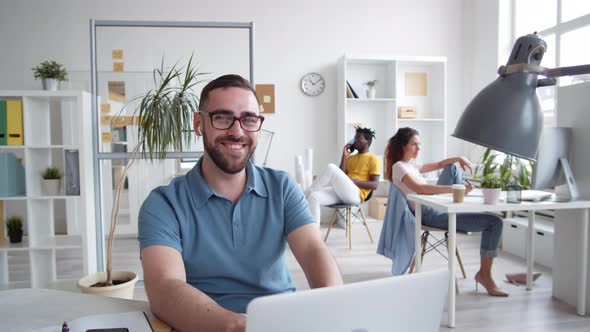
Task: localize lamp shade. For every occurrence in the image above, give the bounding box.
[452,34,547,161]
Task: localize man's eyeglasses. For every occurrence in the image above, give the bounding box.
[199,110,264,132]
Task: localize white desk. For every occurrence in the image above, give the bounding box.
[0,288,152,332]
[407,193,590,328]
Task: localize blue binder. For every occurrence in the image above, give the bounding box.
[0,152,26,196]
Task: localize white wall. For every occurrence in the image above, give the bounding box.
[0,0,486,177]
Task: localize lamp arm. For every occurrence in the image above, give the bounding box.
[498,63,590,78]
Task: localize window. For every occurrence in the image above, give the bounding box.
[513,1,590,126]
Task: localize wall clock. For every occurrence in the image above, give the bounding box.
[300,72,325,96]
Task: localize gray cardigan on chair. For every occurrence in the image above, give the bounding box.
[377,184,416,275]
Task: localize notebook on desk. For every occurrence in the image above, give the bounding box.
[246,270,449,332]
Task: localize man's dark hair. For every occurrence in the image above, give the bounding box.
[355,126,376,146]
[199,74,259,111]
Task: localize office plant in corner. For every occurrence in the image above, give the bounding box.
[78,55,207,299]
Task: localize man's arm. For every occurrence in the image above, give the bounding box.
[287,224,343,288]
[351,174,380,191]
[141,245,246,332]
[339,144,351,172]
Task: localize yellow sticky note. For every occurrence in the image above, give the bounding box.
[101,132,113,143]
[112,49,124,60]
[100,103,111,114]
[112,117,126,128]
[263,95,272,103]
[113,62,124,72]
[100,116,111,126]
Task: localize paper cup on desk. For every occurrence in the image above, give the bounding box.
[452,184,466,203]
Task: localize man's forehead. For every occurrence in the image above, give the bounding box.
[207,87,259,112]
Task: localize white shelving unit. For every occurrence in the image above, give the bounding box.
[0,90,96,289]
[337,55,447,175]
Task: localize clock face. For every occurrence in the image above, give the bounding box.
[301,72,325,96]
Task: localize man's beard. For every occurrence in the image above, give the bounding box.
[203,131,256,174]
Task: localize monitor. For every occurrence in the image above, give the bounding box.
[531,127,579,200]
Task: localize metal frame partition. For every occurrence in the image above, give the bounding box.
[89,20,255,271]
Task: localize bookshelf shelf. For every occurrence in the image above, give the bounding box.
[0,90,96,290]
[338,55,447,172]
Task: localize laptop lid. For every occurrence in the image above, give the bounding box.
[246,269,449,332]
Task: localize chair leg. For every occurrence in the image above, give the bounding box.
[409,231,429,273]
[323,209,339,242]
[347,208,352,250]
[455,247,467,279]
[358,208,374,243]
[445,235,467,279]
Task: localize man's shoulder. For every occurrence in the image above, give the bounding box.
[142,173,191,210]
[252,164,292,183]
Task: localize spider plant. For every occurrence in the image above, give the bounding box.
[104,54,208,285]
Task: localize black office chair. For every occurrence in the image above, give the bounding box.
[323,191,374,250]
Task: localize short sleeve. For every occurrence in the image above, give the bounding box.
[282,174,315,235]
[392,162,408,183]
[369,154,382,176]
[138,190,183,254]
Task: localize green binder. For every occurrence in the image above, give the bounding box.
[0,100,7,145]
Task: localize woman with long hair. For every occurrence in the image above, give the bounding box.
[384,127,507,297]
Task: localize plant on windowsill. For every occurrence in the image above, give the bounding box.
[77,55,208,299]
[478,173,503,205]
[40,166,62,196]
[32,60,69,91]
[6,216,23,244]
[364,80,378,99]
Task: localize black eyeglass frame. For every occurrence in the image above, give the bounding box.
[199,110,265,132]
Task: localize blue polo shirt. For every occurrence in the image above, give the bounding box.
[138,159,314,313]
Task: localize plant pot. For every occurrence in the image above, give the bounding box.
[8,229,23,243]
[366,88,376,99]
[41,179,61,196]
[482,188,501,204]
[78,271,138,299]
[42,78,59,91]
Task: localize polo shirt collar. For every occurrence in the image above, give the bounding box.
[188,158,268,208]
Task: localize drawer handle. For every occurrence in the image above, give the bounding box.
[537,231,544,236]
[511,225,518,229]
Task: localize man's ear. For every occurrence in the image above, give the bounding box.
[194,112,202,136]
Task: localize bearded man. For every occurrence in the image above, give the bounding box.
[138,74,342,332]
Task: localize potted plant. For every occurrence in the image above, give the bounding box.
[40,166,62,196]
[78,55,207,299]
[364,80,378,99]
[6,216,23,243]
[479,173,503,204]
[32,60,68,91]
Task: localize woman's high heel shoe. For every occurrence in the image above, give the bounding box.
[475,272,509,297]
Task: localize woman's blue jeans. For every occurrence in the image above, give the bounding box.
[421,164,503,257]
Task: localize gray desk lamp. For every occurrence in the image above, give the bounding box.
[453,32,590,161]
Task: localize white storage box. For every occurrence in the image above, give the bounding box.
[502,216,554,269]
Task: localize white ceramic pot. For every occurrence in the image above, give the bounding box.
[366,88,376,99]
[41,179,61,196]
[482,188,501,204]
[78,271,138,299]
[42,78,59,91]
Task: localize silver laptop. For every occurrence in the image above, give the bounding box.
[246,270,449,332]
